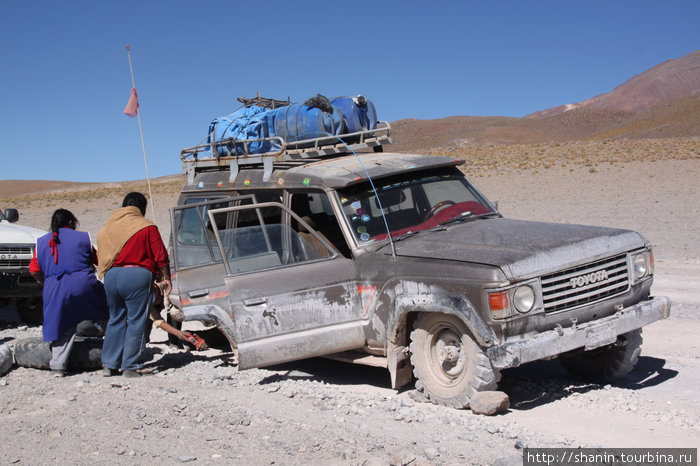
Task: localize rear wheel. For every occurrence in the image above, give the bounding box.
[560,329,643,382]
[15,297,43,326]
[409,313,498,409]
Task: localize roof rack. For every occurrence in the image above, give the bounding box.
[236,92,291,109]
[181,121,392,184]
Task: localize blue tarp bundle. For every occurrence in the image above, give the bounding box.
[206,94,378,156]
[206,106,276,156]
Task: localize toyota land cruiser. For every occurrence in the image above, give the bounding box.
[167,122,670,408]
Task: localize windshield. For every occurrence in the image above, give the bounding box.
[338,168,497,244]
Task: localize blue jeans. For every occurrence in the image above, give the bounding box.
[101,267,153,371]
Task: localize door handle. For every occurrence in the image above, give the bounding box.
[243,297,267,306]
[188,289,209,299]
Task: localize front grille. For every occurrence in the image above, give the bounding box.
[0,245,33,268]
[541,253,630,313]
[0,246,33,255]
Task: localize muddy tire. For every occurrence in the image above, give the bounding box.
[560,329,643,382]
[409,313,498,409]
[15,297,43,326]
[13,336,103,371]
[0,343,12,376]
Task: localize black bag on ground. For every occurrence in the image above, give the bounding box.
[13,336,103,370]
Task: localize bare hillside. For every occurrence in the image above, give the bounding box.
[528,49,700,118]
[391,94,700,152]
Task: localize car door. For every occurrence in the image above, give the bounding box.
[202,200,365,369]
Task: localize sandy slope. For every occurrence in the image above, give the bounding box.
[0,157,698,464]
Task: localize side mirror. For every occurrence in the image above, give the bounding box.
[4,209,19,223]
[492,201,499,211]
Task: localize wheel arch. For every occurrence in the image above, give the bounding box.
[181,303,238,351]
[390,293,496,349]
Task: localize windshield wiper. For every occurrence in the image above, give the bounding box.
[392,226,446,242]
[439,211,499,227]
[439,211,475,226]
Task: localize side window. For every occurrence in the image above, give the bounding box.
[174,198,236,269]
[211,202,337,276]
[178,197,229,246]
[236,191,283,228]
[290,191,351,259]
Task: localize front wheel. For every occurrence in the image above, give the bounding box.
[409,313,498,409]
[560,329,643,382]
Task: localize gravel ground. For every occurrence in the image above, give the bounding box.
[1,155,699,465]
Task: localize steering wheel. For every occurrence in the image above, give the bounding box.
[424,200,456,220]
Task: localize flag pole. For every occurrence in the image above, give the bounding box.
[125,44,157,221]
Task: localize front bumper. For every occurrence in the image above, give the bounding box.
[487,296,671,369]
[0,271,42,298]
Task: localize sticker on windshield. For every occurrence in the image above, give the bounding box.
[361,214,370,222]
[357,226,367,234]
[351,201,361,210]
[360,233,370,241]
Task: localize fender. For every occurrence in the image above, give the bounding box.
[181,303,237,350]
[391,293,496,348]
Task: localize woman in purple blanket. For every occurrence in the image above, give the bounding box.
[29,209,109,376]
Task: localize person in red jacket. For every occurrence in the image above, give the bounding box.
[97,192,171,378]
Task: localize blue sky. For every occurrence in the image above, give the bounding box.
[1,0,698,182]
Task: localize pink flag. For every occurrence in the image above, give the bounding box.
[123,87,139,117]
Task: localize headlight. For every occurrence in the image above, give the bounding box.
[513,285,535,313]
[632,253,649,280]
[488,282,540,320]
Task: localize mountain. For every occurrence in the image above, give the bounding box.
[526,49,700,118]
[390,50,700,151]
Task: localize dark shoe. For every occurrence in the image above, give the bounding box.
[102,367,118,377]
[122,370,142,378]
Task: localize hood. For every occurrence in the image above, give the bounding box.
[0,221,46,244]
[389,218,647,280]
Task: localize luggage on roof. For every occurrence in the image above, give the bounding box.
[205,93,379,156]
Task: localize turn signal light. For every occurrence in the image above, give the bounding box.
[489,292,508,311]
[489,291,510,320]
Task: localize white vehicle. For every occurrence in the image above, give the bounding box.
[0,208,45,325]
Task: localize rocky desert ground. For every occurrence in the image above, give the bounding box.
[0,138,698,465]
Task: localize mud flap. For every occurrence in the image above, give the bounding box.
[388,345,412,389]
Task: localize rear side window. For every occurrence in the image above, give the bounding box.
[174,198,234,269]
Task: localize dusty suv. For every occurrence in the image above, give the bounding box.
[169,128,670,408]
[0,208,45,325]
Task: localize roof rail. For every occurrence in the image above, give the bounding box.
[181,121,392,184]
